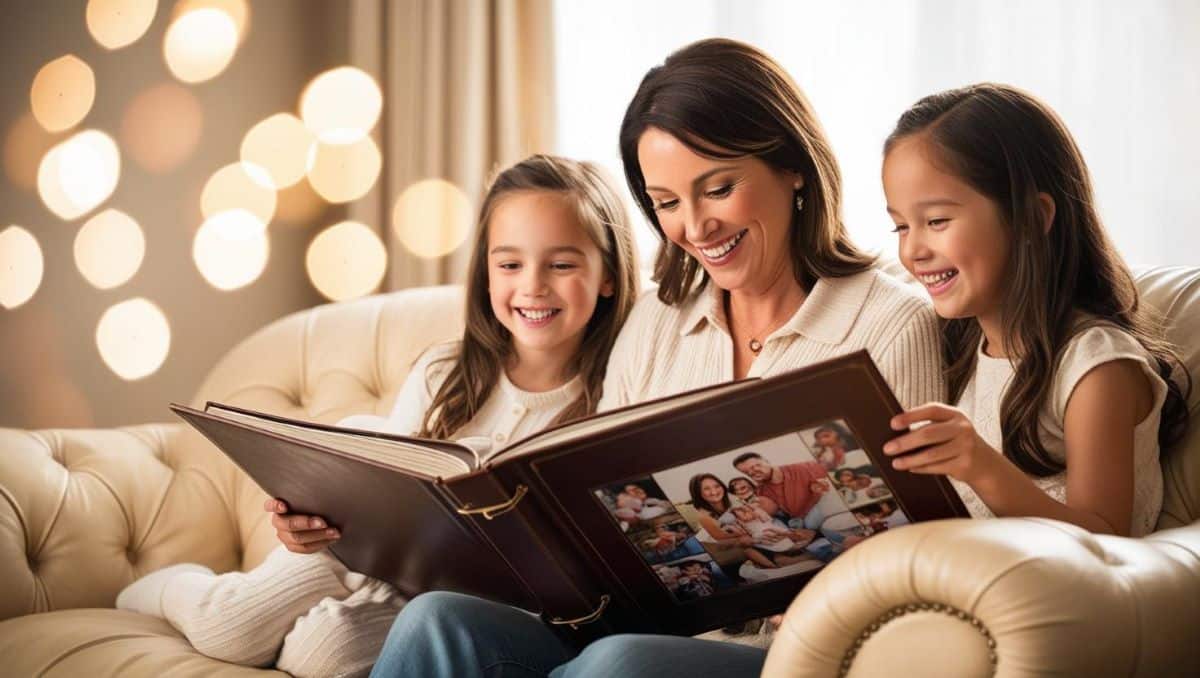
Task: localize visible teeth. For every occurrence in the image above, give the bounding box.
[517,308,557,320]
[699,231,745,259]
[919,270,957,285]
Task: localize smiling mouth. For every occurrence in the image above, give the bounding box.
[515,307,561,325]
[696,230,747,262]
[917,269,959,293]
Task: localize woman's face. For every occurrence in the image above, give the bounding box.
[699,477,726,505]
[637,127,801,295]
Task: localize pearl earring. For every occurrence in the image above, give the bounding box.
[794,193,804,212]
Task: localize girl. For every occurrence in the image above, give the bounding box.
[115,155,639,677]
[881,83,1190,538]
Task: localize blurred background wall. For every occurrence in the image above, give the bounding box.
[2,0,1197,431]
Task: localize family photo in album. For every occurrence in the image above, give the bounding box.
[596,419,914,599]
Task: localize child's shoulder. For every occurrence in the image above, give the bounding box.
[1050,317,1166,418]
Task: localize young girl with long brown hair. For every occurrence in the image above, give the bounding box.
[115,154,639,677]
[881,83,1190,537]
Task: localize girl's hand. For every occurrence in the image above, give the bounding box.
[264,498,341,554]
[882,403,999,486]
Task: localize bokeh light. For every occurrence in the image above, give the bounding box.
[306,221,387,301]
[201,161,276,224]
[87,0,158,50]
[4,113,60,192]
[392,179,474,258]
[121,82,203,173]
[300,67,382,143]
[0,226,44,309]
[173,0,249,43]
[193,209,269,290]
[74,209,145,289]
[30,55,96,132]
[95,297,171,380]
[163,8,238,83]
[306,136,381,203]
[37,129,121,221]
[241,113,313,189]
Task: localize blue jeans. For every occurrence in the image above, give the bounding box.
[368,591,767,678]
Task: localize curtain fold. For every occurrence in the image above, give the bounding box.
[350,0,555,290]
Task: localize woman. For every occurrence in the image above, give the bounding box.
[367,37,944,678]
[687,473,754,547]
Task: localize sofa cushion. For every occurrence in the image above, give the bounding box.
[0,608,283,677]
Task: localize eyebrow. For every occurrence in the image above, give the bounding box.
[885,198,964,215]
[644,165,739,193]
[489,245,587,256]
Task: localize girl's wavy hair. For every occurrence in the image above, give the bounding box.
[884,83,1190,475]
[618,38,874,305]
[418,155,639,439]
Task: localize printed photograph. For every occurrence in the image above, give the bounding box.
[651,554,734,603]
[593,478,674,532]
[593,421,915,600]
[828,448,892,510]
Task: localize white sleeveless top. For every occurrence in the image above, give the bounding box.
[951,322,1169,536]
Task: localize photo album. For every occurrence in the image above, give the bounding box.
[171,350,968,640]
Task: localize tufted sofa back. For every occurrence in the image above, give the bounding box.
[0,285,466,620]
[1,268,1197,622]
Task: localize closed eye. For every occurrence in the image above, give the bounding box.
[928,218,950,228]
[891,224,908,234]
[704,183,734,199]
[496,262,520,271]
[550,262,578,271]
[652,198,679,212]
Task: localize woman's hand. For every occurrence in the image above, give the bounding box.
[264,498,341,554]
[883,403,1000,486]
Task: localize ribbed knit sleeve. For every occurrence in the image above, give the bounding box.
[874,300,945,410]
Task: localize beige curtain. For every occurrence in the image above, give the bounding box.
[349,0,556,290]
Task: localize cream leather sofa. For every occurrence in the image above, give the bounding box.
[1,269,1197,677]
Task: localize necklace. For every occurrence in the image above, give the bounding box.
[727,294,798,355]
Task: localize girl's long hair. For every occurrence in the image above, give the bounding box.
[419,155,639,439]
[884,83,1190,475]
[618,38,874,305]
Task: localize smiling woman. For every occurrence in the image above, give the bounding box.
[366,38,948,678]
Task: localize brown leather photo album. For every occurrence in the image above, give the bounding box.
[170,350,968,641]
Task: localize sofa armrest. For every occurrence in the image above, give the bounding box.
[0,425,247,621]
[763,518,1200,677]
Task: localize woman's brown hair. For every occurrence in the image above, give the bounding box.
[419,155,639,439]
[688,473,732,516]
[884,83,1190,475]
[618,38,874,305]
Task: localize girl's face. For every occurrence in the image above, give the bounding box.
[487,191,613,363]
[637,127,800,294]
[732,506,756,522]
[700,477,725,505]
[729,479,753,498]
[882,137,1011,322]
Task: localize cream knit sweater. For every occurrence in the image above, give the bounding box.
[599,267,945,413]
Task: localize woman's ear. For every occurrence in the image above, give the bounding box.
[1037,192,1056,234]
[792,172,805,191]
[600,276,615,298]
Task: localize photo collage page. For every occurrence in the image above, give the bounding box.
[592,420,910,603]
